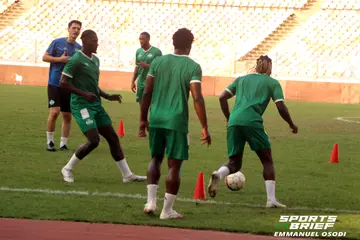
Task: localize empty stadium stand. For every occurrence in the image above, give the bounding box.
[0,0,358,80]
[269,9,360,79]
[0,0,16,14]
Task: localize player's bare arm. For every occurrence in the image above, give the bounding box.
[190,82,211,146]
[131,66,139,93]
[60,74,96,102]
[42,51,69,64]
[219,90,233,122]
[275,101,298,134]
[139,74,154,132]
[99,88,122,103]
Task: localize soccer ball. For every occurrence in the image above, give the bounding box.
[225,171,246,191]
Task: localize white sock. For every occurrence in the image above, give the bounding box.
[60,137,68,148]
[163,193,176,213]
[217,166,230,179]
[147,184,158,203]
[46,131,54,144]
[116,159,133,178]
[64,154,80,170]
[265,180,276,202]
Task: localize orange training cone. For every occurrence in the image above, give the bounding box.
[193,172,206,201]
[329,143,339,163]
[117,120,125,137]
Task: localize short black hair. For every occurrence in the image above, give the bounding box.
[68,20,82,29]
[172,28,194,50]
[81,29,96,40]
[140,32,150,39]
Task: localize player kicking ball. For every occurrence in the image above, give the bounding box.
[139,28,211,219]
[207,55,298,208]
[59,29,146,184]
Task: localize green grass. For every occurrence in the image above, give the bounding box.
[0,84,360,239]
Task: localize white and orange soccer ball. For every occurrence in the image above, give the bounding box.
[225,171,246,191]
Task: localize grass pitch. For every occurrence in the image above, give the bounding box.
[0,84,359,239]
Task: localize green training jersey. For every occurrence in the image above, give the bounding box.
[226,73,284,129]
[148,54,202,134]
[136,46,162,87]
[62,50,101,109]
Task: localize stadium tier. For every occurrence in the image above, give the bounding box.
[0,0,359,80]
[321,0,360,9]
[0,0,16,14]
[269,9,360,79]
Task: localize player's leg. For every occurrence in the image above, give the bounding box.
[208,126,245,198]
[61,128,100,183]
[135,82,143,104]
[46,85,61,151]
[144,128,166,214]
[248,128,286,208]
[159,130,187,220]
[96,108,146,183]
[61,107,100,183]
[59,88,72,150]
[136,85,146,137]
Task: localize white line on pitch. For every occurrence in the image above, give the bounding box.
[335,117,360,124]
[1,187,360,214]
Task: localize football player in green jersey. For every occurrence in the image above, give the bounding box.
[139,28,211,219]
[59,29,146,184]
[131,32,162,137]
[208,55,298,208]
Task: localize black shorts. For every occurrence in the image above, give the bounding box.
[47,85,71,112]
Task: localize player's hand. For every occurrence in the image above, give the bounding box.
[290,124,298,134]
[84,92,97,102]
[108,94,122,103]
[139,61,147,68]
[139,120,149,136]
[59,52,69,63]
[200,128,211,147]
[131,82,136,93]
